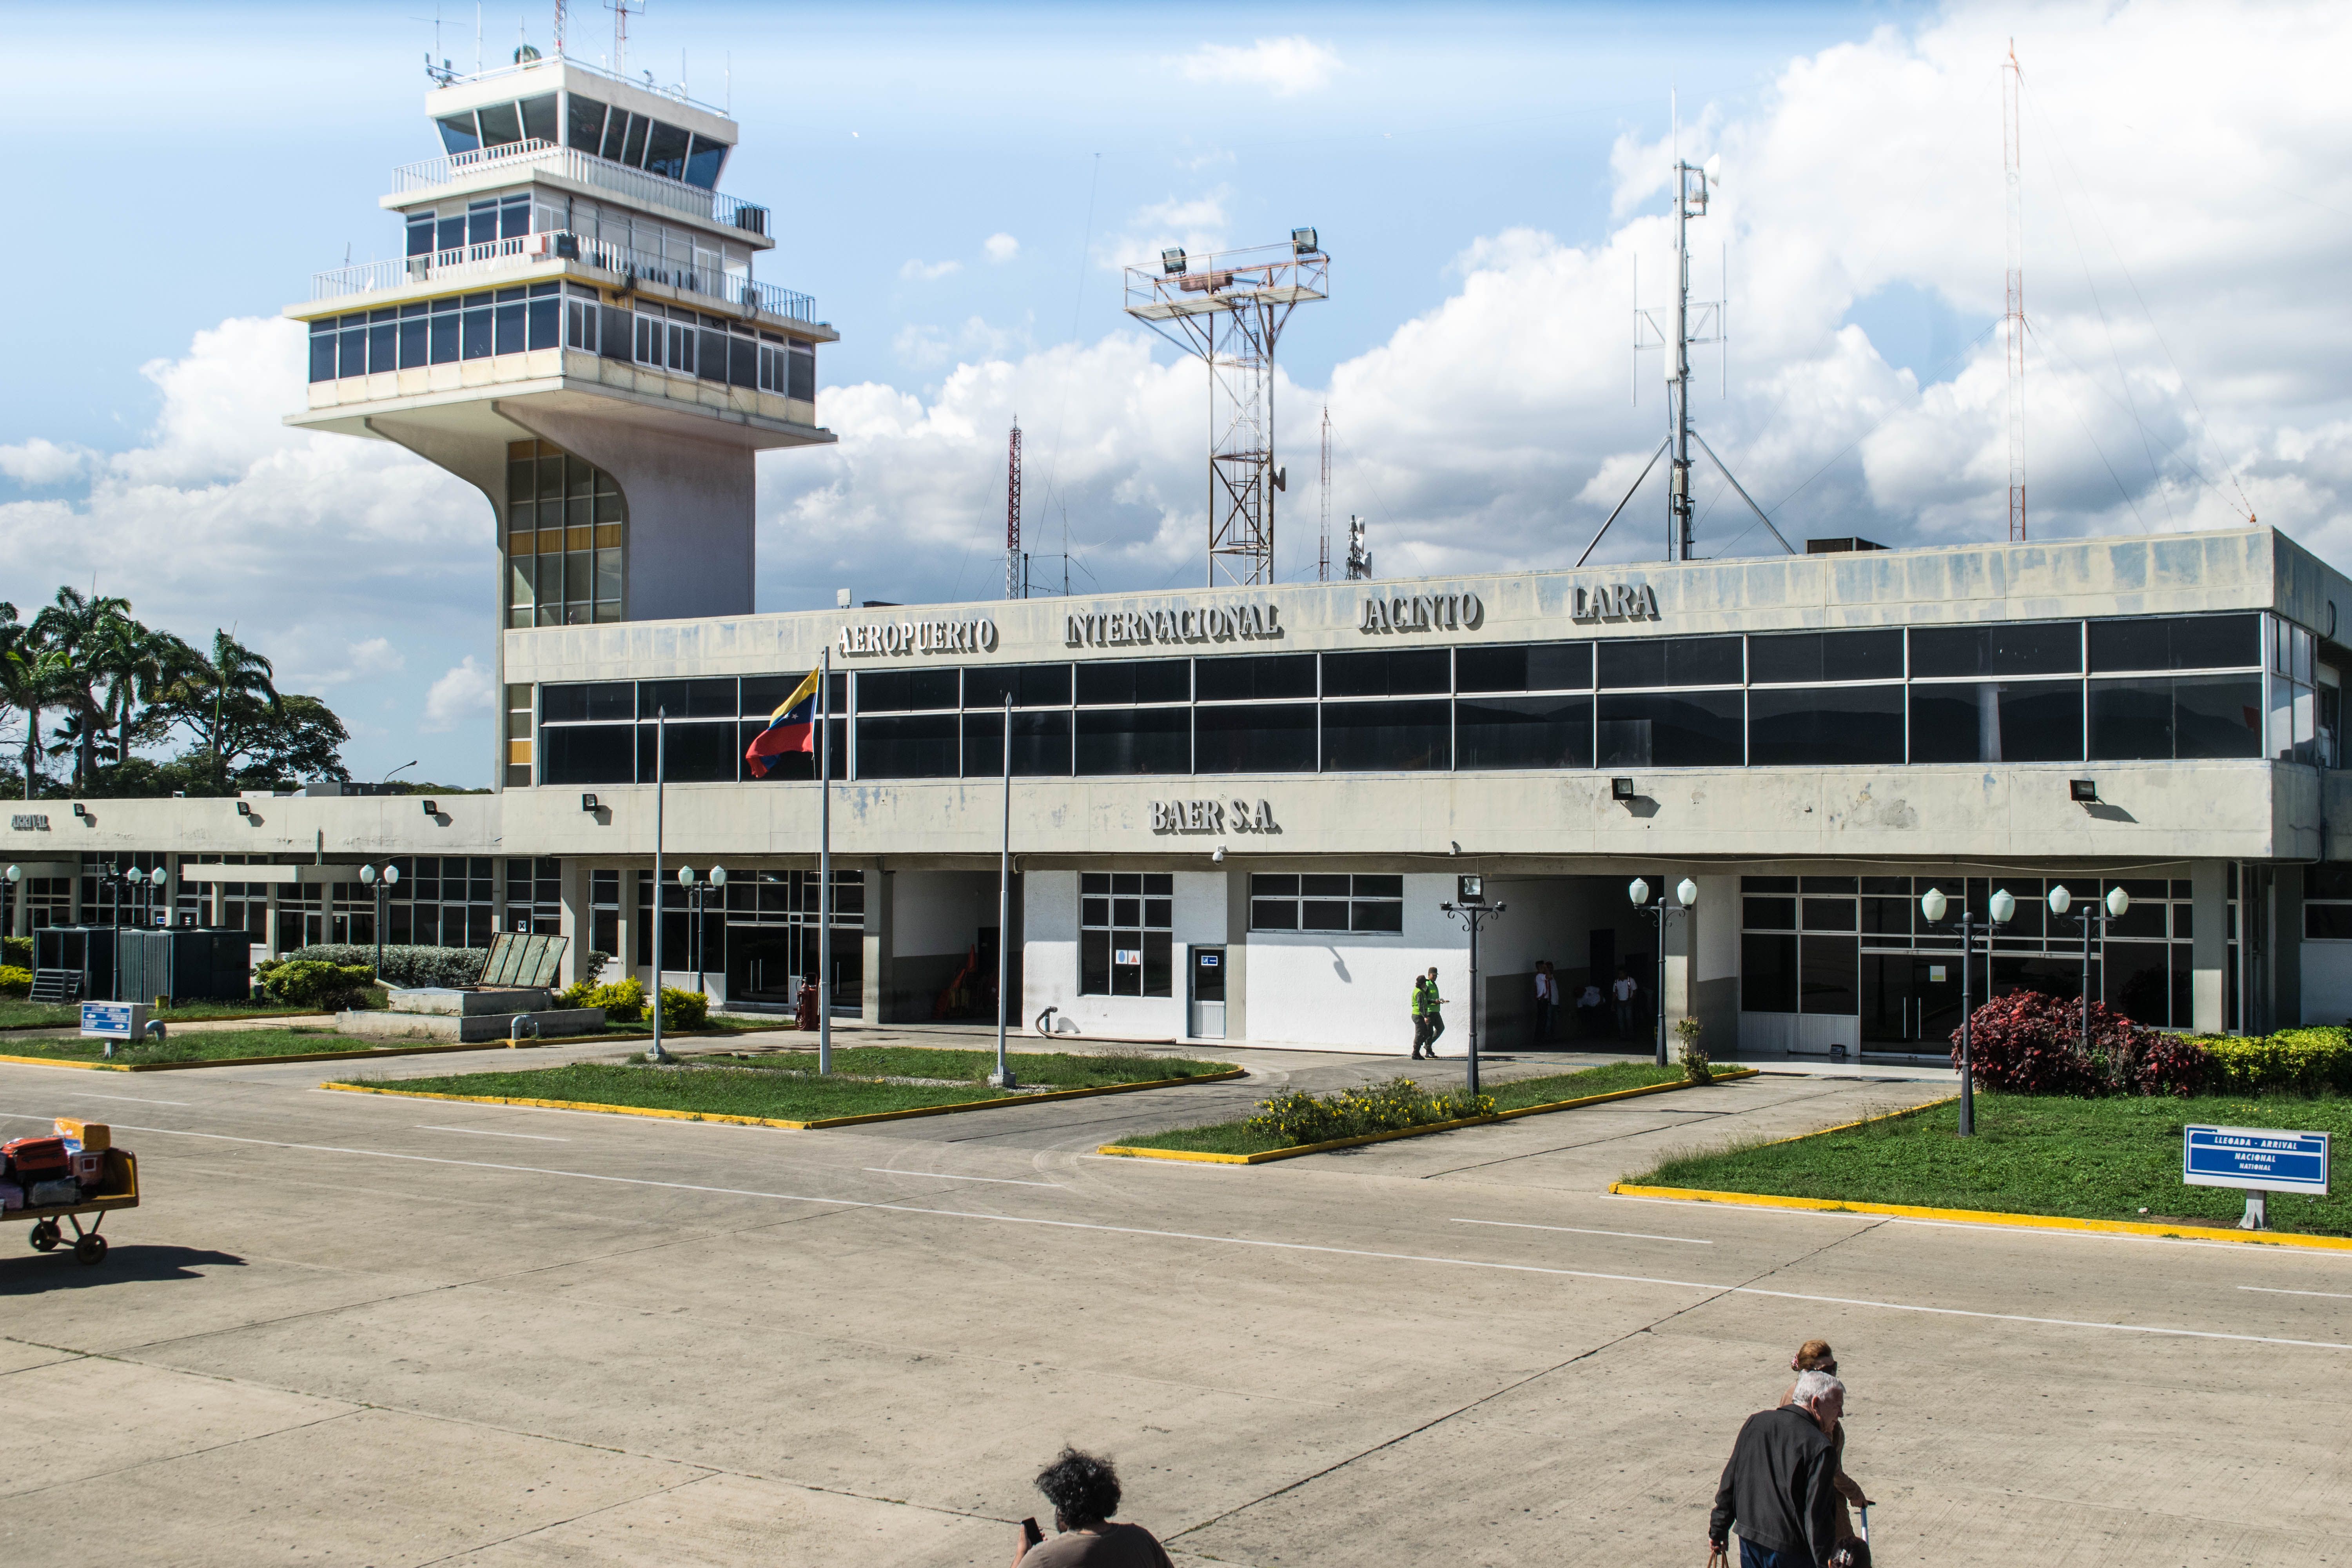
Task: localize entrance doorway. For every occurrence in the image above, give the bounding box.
[1189,947,1226,1039]
[1860,952,1964,1049]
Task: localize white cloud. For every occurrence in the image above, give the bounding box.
[1175,36,1340,96]
[983,232,1019,264]
[421,657,495,732]
[0,437,91,486]
[1099,190,1230,273]
[899,258,962,281]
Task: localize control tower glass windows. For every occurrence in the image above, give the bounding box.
[436,94,557,156]
[506,439,623,628]
[564,93,731,190]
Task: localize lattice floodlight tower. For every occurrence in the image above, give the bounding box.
[1125,231,1327,586]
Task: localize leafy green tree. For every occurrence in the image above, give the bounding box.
[30,586,135,793]
[0,604,74,800]
[151,630,284,793]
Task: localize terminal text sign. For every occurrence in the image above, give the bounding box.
[2182,1124,2330,1195]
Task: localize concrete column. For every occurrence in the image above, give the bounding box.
[617,867,642,985]
[491,856,511,938]
[1223,868,1249,1043]
[1691,873,1739,1055]
[2191,861,2229,1034]
[264,882,282,958]
[557,859,587,989]
[862,865,893,1023]
[1662,897,1694,1042]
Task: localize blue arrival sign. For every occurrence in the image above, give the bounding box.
[80,1002,135,1040]
[2183,1124,2330,1196]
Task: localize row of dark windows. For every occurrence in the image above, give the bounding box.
[432,91,729,190]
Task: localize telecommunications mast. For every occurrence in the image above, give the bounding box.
[1005,418,1025,600]
[1583,130,1793,566]
[1125,229,1328,586]
[1318,405,1332,582]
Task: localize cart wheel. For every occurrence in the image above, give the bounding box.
[29,1221,60,1252]
[73,1233,107,1265]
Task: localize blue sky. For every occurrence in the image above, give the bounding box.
[5,1,2347,784]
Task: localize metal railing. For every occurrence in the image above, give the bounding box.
[389,140,768,237]
[432,51,728,116]
[311,231,816,325]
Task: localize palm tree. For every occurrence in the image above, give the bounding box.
[0,606,73,800]
[31,586,135,793]
[96,621,193,782]
[155,630,281,792]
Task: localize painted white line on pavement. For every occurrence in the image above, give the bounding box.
[54,1091,192,1106]
[1452,1218,1712,1246]
[864,1168,1059,1187]
[78,1119,2352,1354]
[2239,1285,2352,1300]
[419,1125,571,1142]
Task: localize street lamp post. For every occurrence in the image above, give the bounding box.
[1439,876,1508,1098]
[2047,883,2130,1049]
[359,864,400,981]
[1920,884,2014,1136]
[674,865,726,1000]
[1628,876,1699,1069]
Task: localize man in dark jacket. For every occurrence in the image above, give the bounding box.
[1708,1370,1845,1567]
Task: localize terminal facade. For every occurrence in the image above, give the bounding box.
[8,59,2352,1060]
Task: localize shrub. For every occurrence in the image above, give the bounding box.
[655,986,709,1031]
[1242,1076,1494,1148]
[2,935,29,967]
[0,964,30,998]
[2204,1028,2352,1096]
[558,975,646,1022]
[287,944,486,988]
[255,958,380,1011]
[2123,1030,2212,1097]
[1957,988,2141,1096]
[1675,1016,1711,1084]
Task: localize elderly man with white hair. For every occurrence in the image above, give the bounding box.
[1707,1368,1847,1568]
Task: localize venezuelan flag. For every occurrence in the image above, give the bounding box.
[745,667,823,779]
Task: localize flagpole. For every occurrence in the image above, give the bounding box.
[648,706,669,1064]
[991,692,1015,1089]
[817,646,832,1075]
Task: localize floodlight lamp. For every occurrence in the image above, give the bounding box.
[1457,874,1485,904]
[581,793,600,813]
[1628,877,1651,907]
[71,802,86,818]
[359,864,377,886]
[2105,886,2130,918]
[1919,886,1948,923]
[1676,877,1699,909]
[2069,779,2098,803]
[1291,226,1319,256]
[422,799,439,816]
[709,866,728,888]
[236,800,252,817]
[1161,247,1187,276]
[1611,777,1637,800]
[1989,888,2016,924]
[2047,885,2072,916]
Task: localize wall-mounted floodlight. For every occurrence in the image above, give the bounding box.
[236,800,252,817]
[1457,874,1485,905]
[422,800,439,816]
[2069,779,2098,803]
[1611,778,1637,801]
[1291,226,1319,256]
[71,802,86,818]
[581,793,600,813]
[1161,247,1187,276]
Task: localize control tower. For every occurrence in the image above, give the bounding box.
[284,52,836,784]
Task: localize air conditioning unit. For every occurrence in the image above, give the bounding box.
[733,205,769,236]
[523,232,552,259]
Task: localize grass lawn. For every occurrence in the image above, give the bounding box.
[669,1046,1233,1088]
[0,1026,422,1066]
[0,998,337,1031]
[1114,1060,1702,1156]
[340,1048,1238,1123]
[1635,1091,2352,1237]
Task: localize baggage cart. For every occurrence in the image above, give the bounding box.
[18,1149,139,1266]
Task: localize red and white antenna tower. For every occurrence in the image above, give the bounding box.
[608,0,641,72]
[1318,405,1332,583]
[1005,418,1024,600]
[2004,40,2027,542]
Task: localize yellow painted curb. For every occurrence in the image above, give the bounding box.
[319,1065,1245,1130]
[1606,1183,2352,1251]
[1098,1067,1761,1165]
[0,1039,560,1074]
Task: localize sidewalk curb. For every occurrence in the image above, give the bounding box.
[319,1065,1246,1129]
[0,1039,563,1073]
[1098,1068,1760,1165]
[1606,1183,2352,1251]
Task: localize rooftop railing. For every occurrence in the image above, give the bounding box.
[432,51,729,117]
[389,139,768,236]
[310,231,817,326]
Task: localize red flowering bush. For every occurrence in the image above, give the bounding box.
[1953,987,2198,1096]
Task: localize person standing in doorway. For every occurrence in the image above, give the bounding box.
[1533,960,1558,1043]
[1612,966,1639,1040]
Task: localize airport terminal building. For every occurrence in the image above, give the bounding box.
[8,56,2352,1060]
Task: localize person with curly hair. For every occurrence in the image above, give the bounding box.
[1011,1446,1172,1567]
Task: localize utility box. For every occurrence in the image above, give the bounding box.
[33,927,119,1005]
[114,928,252,1004]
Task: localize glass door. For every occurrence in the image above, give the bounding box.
[1189,947,1227,1039]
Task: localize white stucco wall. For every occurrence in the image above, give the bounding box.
[1022,869,1225,1042]
[893,869,997,957]
[2301,941,2352,1027]
[1240,874,1466,1053]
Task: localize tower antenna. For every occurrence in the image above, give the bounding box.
[1125,230,1328,586]
[1345,515,1370,581]
[552,0,565,59]
[1318,405,1332,583]
[1005,417,1025,601]
[1589,110,1794,565]
[2004,39,2027,542]
[607,0,641,74]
